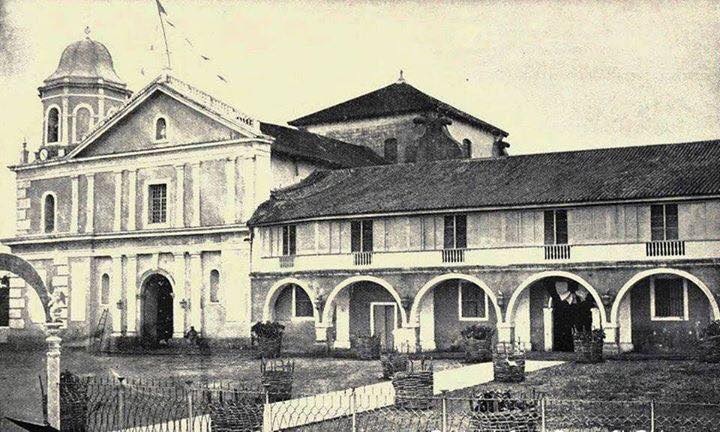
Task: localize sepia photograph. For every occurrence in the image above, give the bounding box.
[0,0,719,430]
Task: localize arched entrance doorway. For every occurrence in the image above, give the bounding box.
[611,269,720,354]
[508,272,604,352]
[141,273,174,345]
[322,276,407,352]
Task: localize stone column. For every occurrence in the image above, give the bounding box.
[173,253,187,338]
[127,170,137,231]
[418,293,436,351]
[543,307,553,352]
[175,164,185,228]
[45,322,62,429]
[497,323,514,344]
[126,255,138,335]
[603,325,620,355]
[110,255,123,336]
[334,290,350,349]
[189,253,203,333]
[394,326,418,353]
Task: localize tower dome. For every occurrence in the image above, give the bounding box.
[44,36,125,86]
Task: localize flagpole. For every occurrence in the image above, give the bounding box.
[155,0,172,70]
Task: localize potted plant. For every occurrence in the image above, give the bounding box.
[573,328,605,363]
[352,334,381,360]
[698,320,720,363]
[469,389,540,432]
[251,321,285,358]
[461,324,495,363]
[261,358,295,402]
[380,351,409,380]
[493,342,526,383]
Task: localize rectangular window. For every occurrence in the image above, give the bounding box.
[459,282,487,320]
[351,220,373,252]
[652,277,687,320]
[444,214,467,249]
[651,204,679,241]
[544,210,568,245]
[293,285,314,318]
[148,183,167,224]
[282,225,297,256]
[0,277,9,327]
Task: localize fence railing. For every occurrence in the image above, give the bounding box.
[646,239,686,257]
[544,244,571,260]
[60,374,720,432]
[441,248,465,263]
[353,251,373,266]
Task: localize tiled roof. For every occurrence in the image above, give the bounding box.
[289,82,508,137]
[249,140,720,225]
[260,123,385,168]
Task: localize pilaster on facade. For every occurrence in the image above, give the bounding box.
[175,164,185,228]
[126,254,138,335]
[8,277,27,329]
[224,157,237,224]
[191,162,201,227]
[70,176,79,233]
[173,252,187,337]
[127,169,137,231]
[51,256,70,326]
[189,252,203,333]
[61,97,69,144]
[86,173,95,233]
[113,171,122,232]
[110,255,123,336]
[241,156,256,222]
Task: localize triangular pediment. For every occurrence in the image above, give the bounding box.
[68,76,263,159]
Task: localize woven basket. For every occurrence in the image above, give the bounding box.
[463,337,493,363]
[469,407,539,432]
[261,359,294,402]
[353,335,381,360]
[256,335,282,359]
[380,353,409,380]
[392,360,434,410]
[573,337,604,363]
[493,348,525,383]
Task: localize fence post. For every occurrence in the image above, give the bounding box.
[45,323,62,430]
[541,397,546,432]
[441,390,448,432]
[186,381,194,432]
[650,399,655,432]
[350,387,357,432]
[117,376,125,429]
[263,388,273,432]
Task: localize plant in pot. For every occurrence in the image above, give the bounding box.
[493,342,526,383]
[251,321,285,358]
[698,320,720,363]
[572,328,605,363]
[352,334,381,360]
[461,324,495,363]
[380,350,409,380]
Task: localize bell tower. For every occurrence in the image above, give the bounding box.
[35,28,132,161]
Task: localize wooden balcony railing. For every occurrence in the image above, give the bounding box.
[646,240,685,257]
[442,248,465,263]
[353,251,373,266]
[545,244,571,260]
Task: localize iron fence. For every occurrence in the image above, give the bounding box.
[60,374,720,432]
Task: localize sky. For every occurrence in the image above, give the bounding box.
[0,0,719,240]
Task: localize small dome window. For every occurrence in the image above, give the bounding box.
[155,117,167,141]
[47,107,60,143]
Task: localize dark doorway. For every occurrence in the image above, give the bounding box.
[142,273,174,345]
[548,280,594,351]
[372,303,396,352]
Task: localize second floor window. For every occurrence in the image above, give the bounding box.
[651,204,678,241]
[282,225,297,256]
[544,209,568,245]
[351,220,373,252]
[444,214,467,249]
[148,184,167,224]
[43,193,56,233]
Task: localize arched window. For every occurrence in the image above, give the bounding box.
[209,270,220,303]
[100,274,110,305]
[47,107,60,143]
[384,138,398,163]
[43,193,56,233]
[293,285,313,318]
[155,117,167,141]
[74,106,92,143]
[462,139,472,158]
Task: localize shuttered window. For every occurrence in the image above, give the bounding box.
[651,204,678,241]
[544,210,568,245]
[444,214,467,249]
[282,225,297,256]
[351,220,373,252]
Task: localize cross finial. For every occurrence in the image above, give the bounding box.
[398,69,405,83]
[84,26,91,38]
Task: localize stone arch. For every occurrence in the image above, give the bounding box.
[505,270,608,325]
[262,277,318,322]
[0,253,52,322]
[409,273,503,325]
[610,268,720,326]
[322,275,407,326]
[138,268,176,294]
